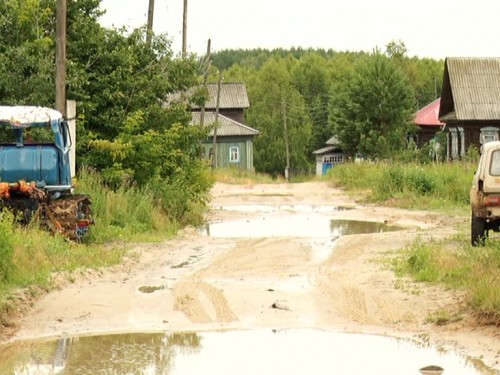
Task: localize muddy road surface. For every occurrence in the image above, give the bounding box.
[6,182,500,372]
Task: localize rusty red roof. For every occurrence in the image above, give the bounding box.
[415,98,444,126]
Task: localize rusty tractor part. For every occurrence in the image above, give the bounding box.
[38,195,93,241]
[1,180,93,241]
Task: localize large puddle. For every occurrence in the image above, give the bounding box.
[0,329,492,375]
[204,211,402,239]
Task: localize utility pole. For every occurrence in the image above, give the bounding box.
[282,96,290,181]
[55,0,66,117]
[182,0,188,58]
[212,71,222,169]
[200,39,211,127]
[146,0,155,47]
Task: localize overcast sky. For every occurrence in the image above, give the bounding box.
[99,0,500,59]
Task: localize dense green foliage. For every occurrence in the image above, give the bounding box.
[0,0,213,221]
[329,51,416,159]
[212,44,443,176]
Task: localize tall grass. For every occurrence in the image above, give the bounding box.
[328,161,473,211]
[213,167,284,184]
[76,168,178,243]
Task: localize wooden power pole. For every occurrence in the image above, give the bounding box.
[211,71,222,169]
[200,39,211,127]
[282,97,290,181]
[146,0,155,46]
[182,0,188,58]
[55,0,67,117]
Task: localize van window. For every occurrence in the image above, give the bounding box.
[490,150,500,176]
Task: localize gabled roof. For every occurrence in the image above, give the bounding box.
[313,136,342,154]
[191,112,259,137]
[191,82,250,110]
[439,57,500,121]
[415,98,444,127]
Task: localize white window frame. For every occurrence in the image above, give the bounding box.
[229,146,240,163]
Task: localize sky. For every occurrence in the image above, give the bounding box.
[98,0,500,60]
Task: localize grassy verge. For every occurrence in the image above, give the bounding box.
[328,161,473,209]
[394,234,500,324]
[328,161,499,323]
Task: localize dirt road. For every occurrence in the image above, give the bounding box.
[8,182,500,372]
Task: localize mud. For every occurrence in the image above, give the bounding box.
[2,181,499,372]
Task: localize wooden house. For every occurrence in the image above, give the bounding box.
[439,57,500,160]
[191,111,259,170]
[191,82,258,170]
[415,98,444,147]
[312,136,345,176]
[167,82,259,170]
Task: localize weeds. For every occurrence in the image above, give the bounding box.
[329,161,473,210]
[394,235,500,321]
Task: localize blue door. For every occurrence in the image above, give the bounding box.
[322,162,333,175]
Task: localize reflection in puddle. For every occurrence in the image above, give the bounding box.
[330,219,403,238]
[0,330,490,375]
[203,216,402,239]
[216,204,354,213]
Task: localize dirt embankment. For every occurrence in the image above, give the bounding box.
[2,181,500,372]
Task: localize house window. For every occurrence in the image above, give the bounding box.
[229,147,240,163]
[450,128,458,160]
[480,127,499,145]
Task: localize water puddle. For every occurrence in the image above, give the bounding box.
[330,219,403,238]
[0,329,492,374]
[202,217,402,239]
[138,285,166,293]
[215,204,354,213]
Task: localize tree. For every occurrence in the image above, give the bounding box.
[246,57,312,176]
[329,50,416,159]
[291,52,332,153]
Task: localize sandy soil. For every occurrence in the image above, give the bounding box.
[4,182,500,372]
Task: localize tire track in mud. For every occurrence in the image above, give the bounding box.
[173,280,237,324]
[314,233,418,325]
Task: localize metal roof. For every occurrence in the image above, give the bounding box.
[439,57,500,121]
[191,82,250,110]
[415,98,444,126]
[313,146,338,155]
[191,112,259,137]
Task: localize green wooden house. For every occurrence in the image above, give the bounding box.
[191,82,259,170]
[191,111,259,170]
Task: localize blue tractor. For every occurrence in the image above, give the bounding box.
[0,106,92,241]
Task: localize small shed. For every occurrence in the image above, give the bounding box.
[312,136,345,176]
[415,98,444,147]
[439,57,500,160]
[191,112,259,170]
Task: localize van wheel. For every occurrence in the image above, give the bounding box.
[471,214,487,246]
